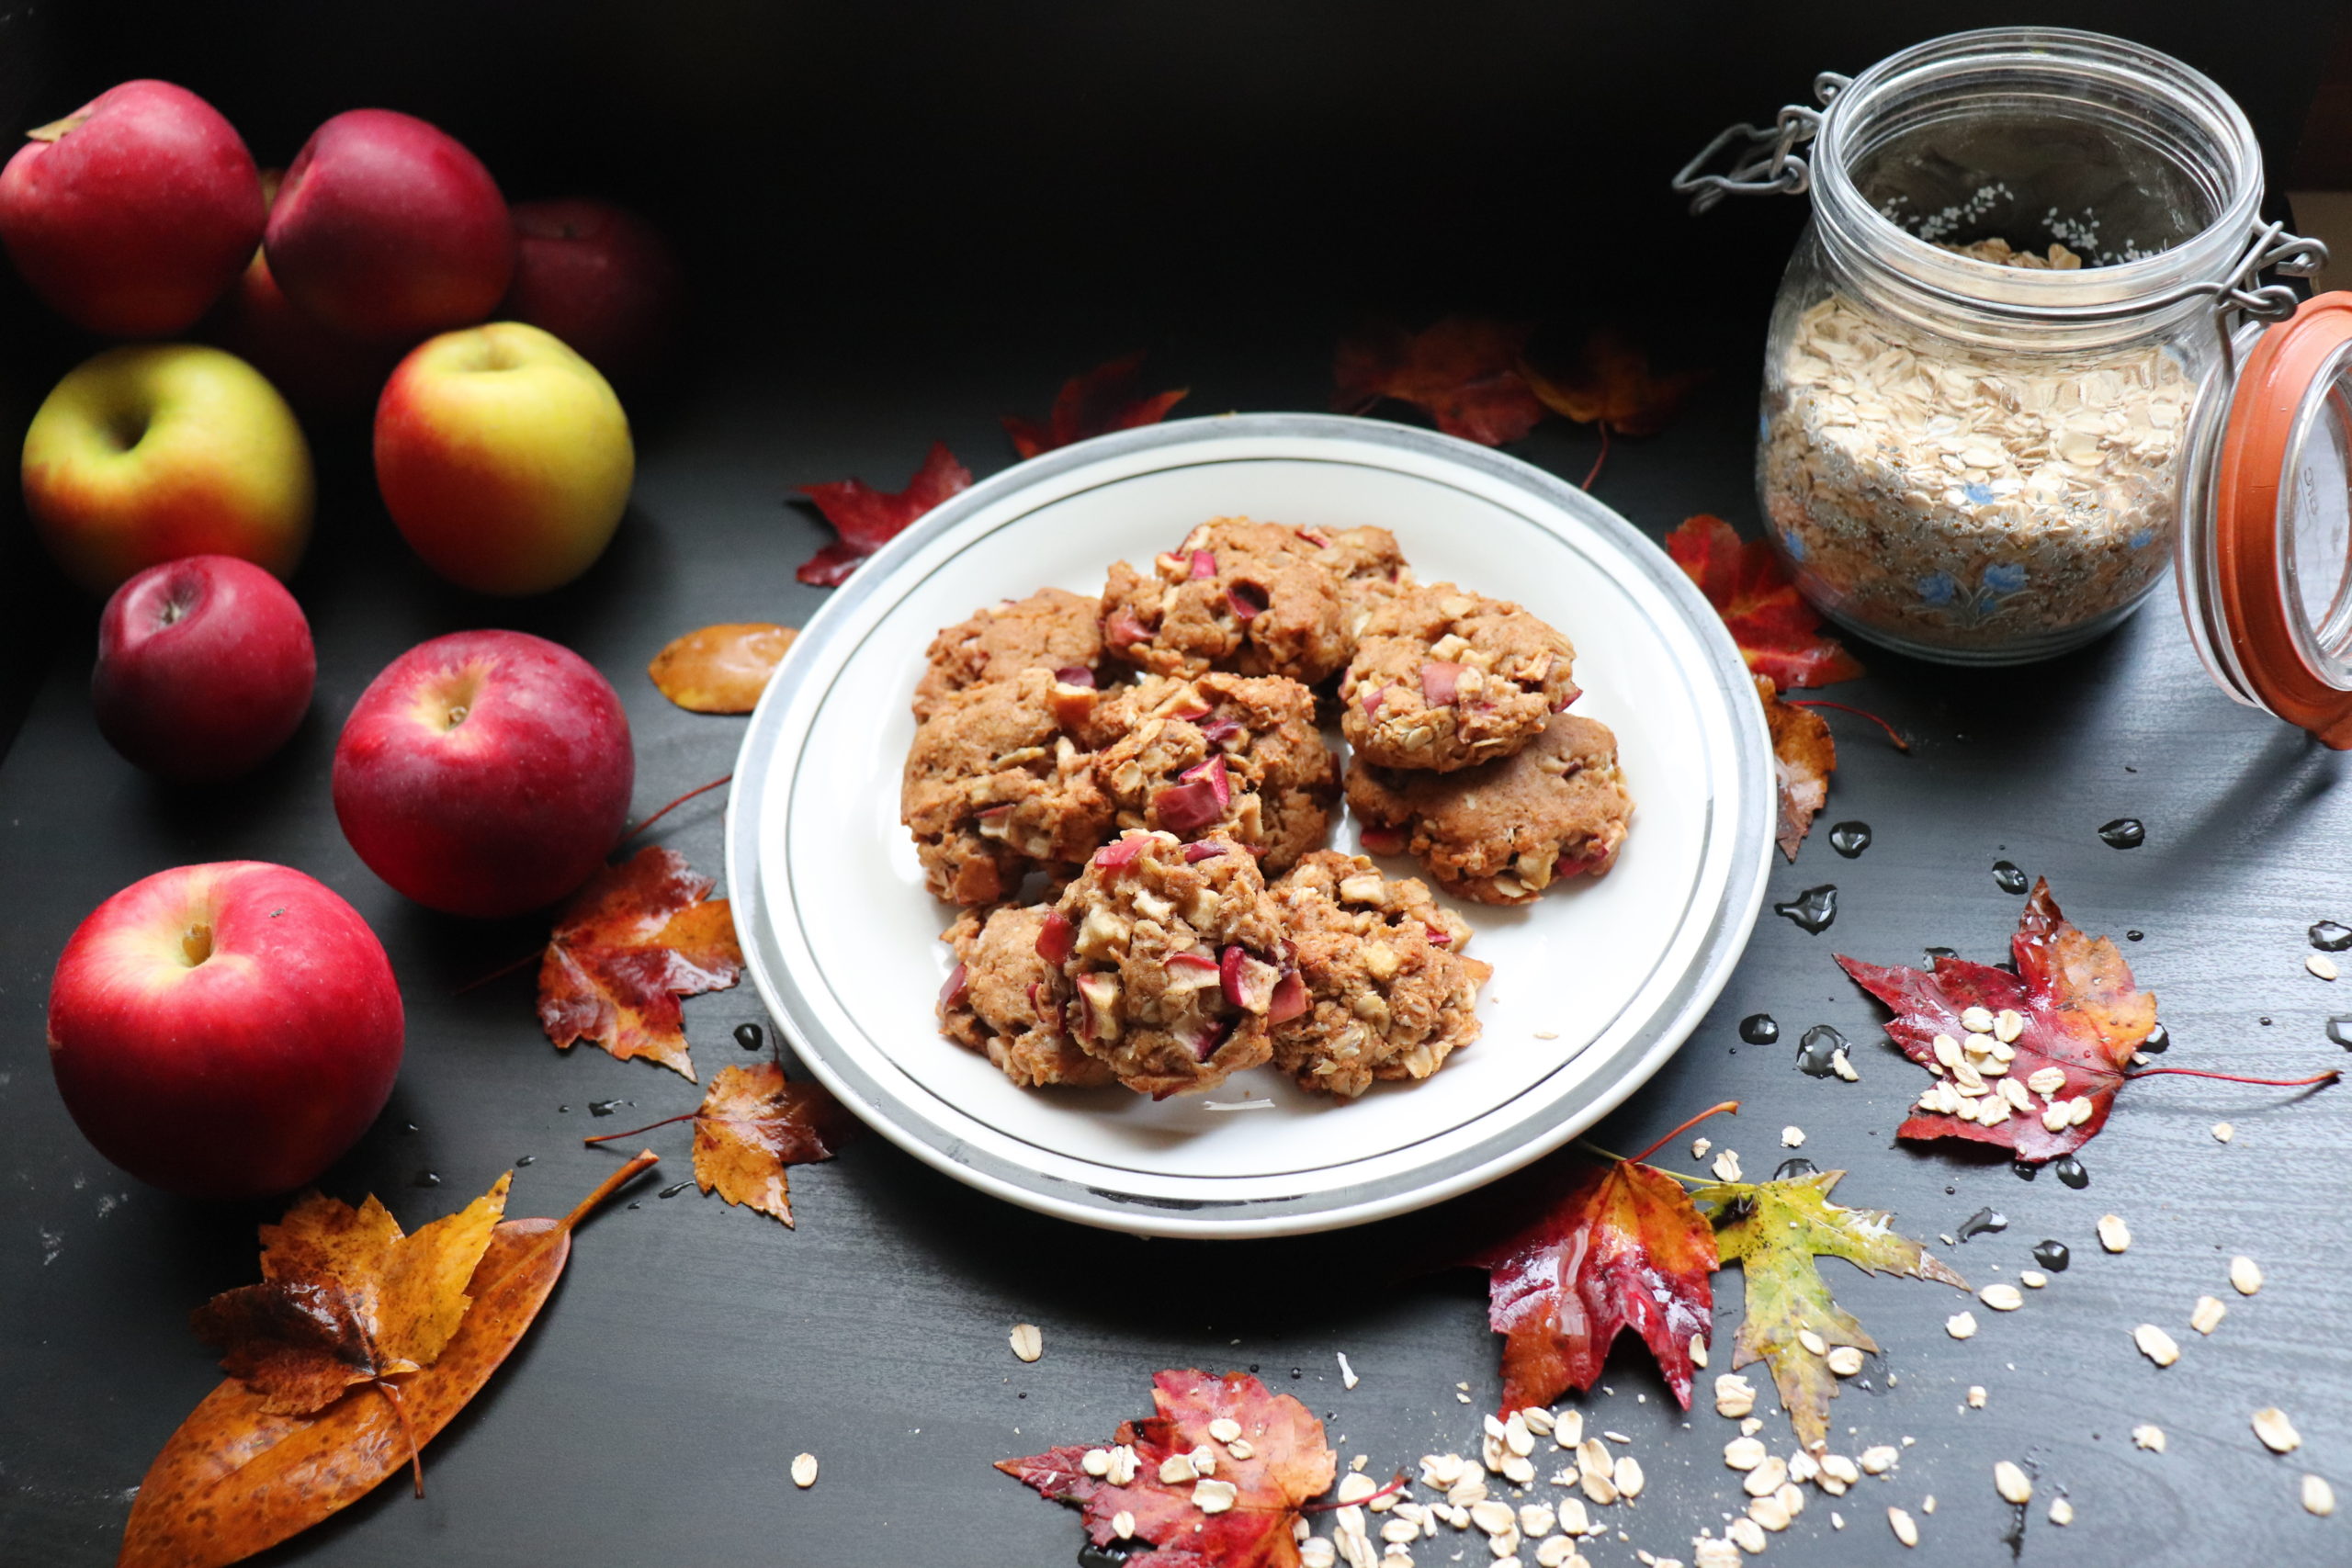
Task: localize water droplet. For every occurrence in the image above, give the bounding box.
[2031,1239,2072,1271]
[1772,1157,1819,1180]
[2126,931,2144,942]
[658,1180,693,1199]
[2141,1021,2170,1054]
[1774,885,1838,933]
[515,1155,537,1167]
[2052,1155,2089,1189]
[1290,1368,1302,1379]
[1924,945,1959,964]
[2098,818,2144,850]
[735,1021,765,1051]
[401,1122,420,1134]
[2259,1016,2273,1026]
[2327,1016,2352,1049]
[627,1200,642,1210]
[2312,921,2352,953]
[1956,1207,2007,1241]
[559,1104,571,1113]
[1739,1013,1780,1045]
[2012,1159,2039,1181]
[1795,1024,1846,1077]
[1828,821,1872,858]
[589,1098,628,1117]
[1992,861,2029,894]
[413,1170,442,1187]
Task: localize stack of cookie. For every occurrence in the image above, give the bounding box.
[901,517,1634,1102]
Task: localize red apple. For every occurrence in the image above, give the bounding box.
[334,629,633,917]
[47,861,403,1198]
[93,555,314,782]
[504,198,682,382]
[0,80,264,337]
[212,168,401,413]
[265,108,513,345]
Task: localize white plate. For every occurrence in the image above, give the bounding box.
[728,414,1773,1237]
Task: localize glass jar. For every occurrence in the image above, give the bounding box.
[1682,28,2311,666]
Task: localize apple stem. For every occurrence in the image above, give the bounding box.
[452,948,541,996]
[557,1149,661,1235]
[1785,699,1912,752]
[2120,1066,2340,1088]
[1580,423,1611,491]
[581,1111,696,1145]
[372,1379,425,1498]
[623,774,732,843]
[1629,1100,1741,1166]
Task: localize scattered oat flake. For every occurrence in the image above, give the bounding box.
[1994,1461,2032,1505]
[1860,1446,1898,1474]
[1534,1030,1561,1041]
[1826,1346,1864,1378]
[2304,1474,2336,1517]
[2232,1256,2264,1295]
[2049,1496,2075,1526]
[2190,1295,2227,1336]
[1012,1323,1043,1362]
[1888,1506,1918,1547]
[2132,1424,2165,1452]
[1946,1311,1978,1340]
[2254,1407,2302,1454]
[1712,1149,1743,1182]
[1967,1386,1986,1408]
[791,1452,818,1488]
[1979,1283,2023,1312]
[2133,1324,2180,1367]
[2212,1122,2234,1143]
[1691,1138,1713,1160]
[2097,1214,2131,1253]
[1781,1126,1805,1148]
[1339,1352,1360,1391]
[2020,1269,2047,1288]
[2309,954,2339,980]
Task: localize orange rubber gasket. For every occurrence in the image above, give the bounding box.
[2212,291,2352,747]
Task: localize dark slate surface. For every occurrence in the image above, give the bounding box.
[4,5,2351,1567]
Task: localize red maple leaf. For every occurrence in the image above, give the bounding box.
[1466,1148,1718,1414]
[794,441,973,587]
[999,1369,1336,1568]
[537,846,743,1082]
[1003,351,1189,459]
[1838,879,2154,1161]
[1332,316,1546,446]
[1666,514,1862,689]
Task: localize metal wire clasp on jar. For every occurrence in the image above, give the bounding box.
[1674,27,2323,666]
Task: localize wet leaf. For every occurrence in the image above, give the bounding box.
[1667,514,1862,689]
[794,441,973,587]
[1695,1170,1965,1452]
[1521,327,1709,437]
[1758,676,1835,862]
[1838,878,2155,1161]
[648,623,797,714]
[189,1176,510,1417]
[999,1369,1337,1568]
[121,1157,654,1568]
[691,1061,856,1227]
[1003,351,1188,459]
[1332,316,1546,446]
[538,846,744,1081]
[1467,1155,1716,1414]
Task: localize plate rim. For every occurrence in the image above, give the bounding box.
[728,412,1774,1237]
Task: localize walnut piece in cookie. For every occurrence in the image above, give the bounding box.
[1091,671,1338,874]
[938,905,1111,1089]
[1346,712,1632,905]
[1339,583,1577,772]
[912,587,1104,721]
[1269,852,1490,1097]
[1100,518,1351,685]
[901,667,1113,905]
[1044,829,1295,1097]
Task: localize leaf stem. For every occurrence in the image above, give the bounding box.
[2120,1066,2340,1088]
[582,1111,697,1145]
[452,948,541,997]
[1630,1100,1740,1166]
[558,1149,660,1235]
[623,774,732,843]
[1577,1141,1713,1186]
[1785,699,1911,751]
[372,1379,424,1498]
[1579,423,1611,491]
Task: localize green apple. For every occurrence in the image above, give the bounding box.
[374,321,634,595]
[22,344,312,592]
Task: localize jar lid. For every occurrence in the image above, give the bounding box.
[2199,292,2352,745]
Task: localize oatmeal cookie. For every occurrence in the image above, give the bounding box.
[1339,583,1577,772]
[901,667,1113,905]
[1346,712,1632,906]
[1268,852,1489,1097]
[938,904,1112,1089]
[1100,518,1351,684]
[1091,671,1338,873]
[1043,829,1294,1098]
[912,587,1104,721]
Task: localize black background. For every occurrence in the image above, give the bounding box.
[5,4,2352,1566]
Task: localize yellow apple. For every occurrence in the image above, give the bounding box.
[373,321,634,595]
[21,344,313,592]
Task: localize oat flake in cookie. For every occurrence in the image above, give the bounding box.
[1092,671,1338,874]
[1043,829,1295,1098]
[1347,712,1633,905]
[938,904,1111,1088]
[901,667,1112,905]
[912,586,1104,721]
[1269,852,1490,1097]
[1339,583,1577,772]
[1100,518,1354,684]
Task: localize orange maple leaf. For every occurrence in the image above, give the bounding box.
[537,846,744,1080]
[1521,328,1710,437]
[689,1062,854,1226]
[1332,316,1546,446]
[647,623,798,715]
[1667,514,1862,689]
